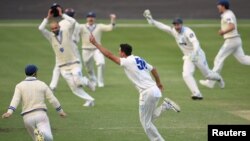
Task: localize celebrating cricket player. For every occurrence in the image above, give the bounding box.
[200,0,250,88]
[143,9,225,100]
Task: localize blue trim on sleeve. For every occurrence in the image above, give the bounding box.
[56,106,62,112]
[8,106,16,111]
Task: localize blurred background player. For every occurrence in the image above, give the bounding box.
[143,9,224,100]
[89,35,180,141]
[49,7,83,91]
[79,11,116,88]
[200,0,250,88]
[2,64,66,141]
[38,7,95,107]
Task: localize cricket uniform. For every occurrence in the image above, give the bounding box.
[6,76,63,141]
[201,9,250,87]
[120,55,165,141]
[150,19,222,97]
[49,19,82,90]
[39,14,94,103]
[80,23,114,87]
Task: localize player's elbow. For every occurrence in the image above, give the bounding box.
[38,25,44,31]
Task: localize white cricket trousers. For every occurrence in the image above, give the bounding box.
[139,86,165,141]
[23,111,53,141]
[82,49,105,87]
[49,64,83,90]
[60,64,94,102]
[49,65,60,90]
[207,37,250,86]
[182,49,221,95]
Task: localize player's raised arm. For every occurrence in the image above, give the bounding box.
[89,35,120,65]
[110,13,116,27]
[143,9,172,33]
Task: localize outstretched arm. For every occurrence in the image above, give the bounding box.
[89,35,120,65]
[110,14,116,27]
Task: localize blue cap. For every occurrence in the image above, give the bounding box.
[86,12,96,18]
[172,18,183,24]
[25,64,38,76]
[217,0,230,8]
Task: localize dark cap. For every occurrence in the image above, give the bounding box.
[217,0,230,9]
[65,8,75,17]
[172,18,183,24]
[50,3,61,17]
[25,64,38,76]
[86,12,96,18]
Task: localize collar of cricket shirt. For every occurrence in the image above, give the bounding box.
[24,77,37,81]
[86,24,96,33]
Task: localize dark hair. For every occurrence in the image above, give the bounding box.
[120,44,132,56]
[217,0,230,9]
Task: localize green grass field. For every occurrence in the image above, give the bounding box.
[0,20,250,141]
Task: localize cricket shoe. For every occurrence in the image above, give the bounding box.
[191,93,203,100]
[83,100,95,107]
[162,98,181,112]
[34,128,44,141]
[199,80,214,89]
[218,77,225,89]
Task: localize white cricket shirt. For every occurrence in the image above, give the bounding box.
[7,77,62,115]
[152,20,201,56]
[80,23,114,49]
[220,10,239,39]
[39,14,80,66]
[120,55,159,94]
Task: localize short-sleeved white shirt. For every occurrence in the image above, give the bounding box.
[120,55,159,94]
[221,10,239,39]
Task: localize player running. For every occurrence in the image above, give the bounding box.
[49,7,83,92]
[2,64,66,141]
[200,0,250,88]
[89,34,180,141]
[79,12,116,88]
[143,9,224,100]
[38,7,95,107]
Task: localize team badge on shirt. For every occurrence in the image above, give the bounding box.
[59,47,64,52]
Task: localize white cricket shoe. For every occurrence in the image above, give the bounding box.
[162,98,181,112]
[34,128,44,141]
[83,100,95,107]
[98,83,104,88]
[199,80,214,88]
[191,93,203,100]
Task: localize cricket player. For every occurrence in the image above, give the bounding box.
[2,64,66,141]
[79,12,116,88]
[200,0,250,88]
[49,8,83,91]
[89,35,180,141]
[143,9,225,100]
[38,7,95,107]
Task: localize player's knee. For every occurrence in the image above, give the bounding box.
[236,56,250,65]
[44,133,53,141]
[182,71,193,78]
[96,63,105,66]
